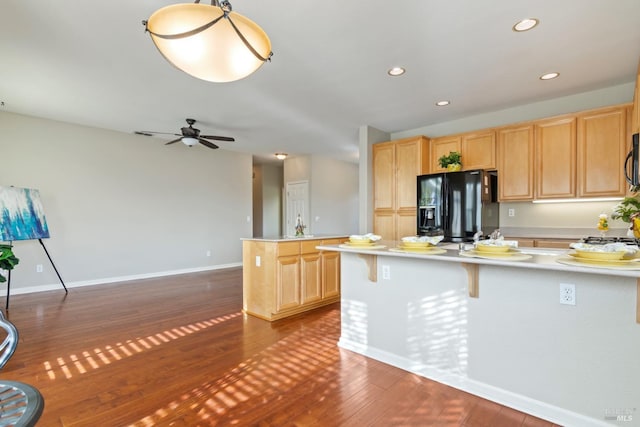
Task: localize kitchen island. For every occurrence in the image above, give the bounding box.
[317,241,640,427]
[242,235,347,321]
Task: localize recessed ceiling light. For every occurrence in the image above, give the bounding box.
[435,100,450,107]
[388,67,406,77]
[540,72,560,80]
[275,153,288,160]
[513,18,539,32]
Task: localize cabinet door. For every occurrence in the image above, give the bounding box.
[396,209,418,239]
[535,117,576,199]
[373,210,395,241]
[373,142,396,210]
[430,136,461,173]
[276,255,300,312]
[577,107,627,197]
[534,239,574,249]
[396,139,422,210]
[300,253,322,305]
[321,250,340,299]
[462,131,496,170]
[497,125,535,201]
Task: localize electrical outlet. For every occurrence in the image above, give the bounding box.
[559,283,576,305]
[206,250,211,257]
[508,208,515,217]
[36,264,43,273]
[255,256,261,267]
[382,265,391,280]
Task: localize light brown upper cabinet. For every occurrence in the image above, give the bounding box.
[372,141,395,210]
[429,131,496,173]
[372,136,429,240]
[535,117,577,199]
[429,136,460,173]
[577,107,627,197]
[461,131,496,170]
[497,125,535,201]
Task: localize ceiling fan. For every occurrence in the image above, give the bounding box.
[135,118,235,149]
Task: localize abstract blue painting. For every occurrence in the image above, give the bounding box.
[0,186,50,241]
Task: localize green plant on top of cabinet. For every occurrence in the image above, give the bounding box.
[430,131,496,173]
[430,136,460,173]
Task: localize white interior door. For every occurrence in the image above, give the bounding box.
[285,181,309,236]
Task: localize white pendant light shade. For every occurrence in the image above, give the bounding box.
[145,3,272,83]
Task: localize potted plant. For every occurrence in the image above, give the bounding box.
[0,244,19,283]
[612,194,640,237]
[438,151,462,171]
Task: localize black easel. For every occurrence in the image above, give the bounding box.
[5,239,68,310]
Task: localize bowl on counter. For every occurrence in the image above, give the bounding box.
[570,242,637,260]
[573,249,627,261]
[474,240,517,253]
[400,235,444,249]
[349,234,381,245]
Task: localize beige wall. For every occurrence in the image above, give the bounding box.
[252,163,283,237]
[283,155,359,236]
[1,111,252,293]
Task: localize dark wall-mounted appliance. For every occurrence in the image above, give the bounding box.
[417,169,499,242]
[625,133,640,187]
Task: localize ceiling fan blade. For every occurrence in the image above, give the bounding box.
[200,135,235,142]
[138,131,181,136]
[165,138,182,145]
[198,138,219,149]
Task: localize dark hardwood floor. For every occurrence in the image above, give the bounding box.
[1,268,561,426]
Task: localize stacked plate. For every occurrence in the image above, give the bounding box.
[397,236,444,252]
[344,233,383,248]
[567,244,637,265]
[462,240,528,259]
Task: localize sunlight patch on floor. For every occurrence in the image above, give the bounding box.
[43,311,243,380]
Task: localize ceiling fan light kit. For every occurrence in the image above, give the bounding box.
[181,137,199,146]
[143,0,273,83]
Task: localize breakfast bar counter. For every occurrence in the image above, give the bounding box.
[318,241,640,427]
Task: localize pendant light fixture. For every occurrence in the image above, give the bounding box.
[143,0,273,83]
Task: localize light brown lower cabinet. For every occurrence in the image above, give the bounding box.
[243,237,345,321]
[507,237,575,249]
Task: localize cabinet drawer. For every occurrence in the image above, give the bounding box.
[321,238,344,246]
[300,240,320,254]
[278,241,300,257]
[534,239,574,249]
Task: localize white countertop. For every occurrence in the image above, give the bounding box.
[242,234,347,242]
[317,242,640,278]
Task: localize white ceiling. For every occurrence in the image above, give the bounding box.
[1,0,639,164]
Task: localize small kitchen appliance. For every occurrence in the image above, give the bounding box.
[624,133,640,186]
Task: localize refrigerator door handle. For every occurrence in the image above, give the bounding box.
[442,179,448,232]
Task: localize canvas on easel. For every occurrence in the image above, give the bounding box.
[0,187,50,242]
[0,186,66,309]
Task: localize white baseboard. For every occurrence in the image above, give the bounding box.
[338,338,612,427]
[5,262,242,296]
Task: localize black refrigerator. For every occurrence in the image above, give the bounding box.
[417,170,499,242]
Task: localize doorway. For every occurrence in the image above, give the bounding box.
[285,181,309,237]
